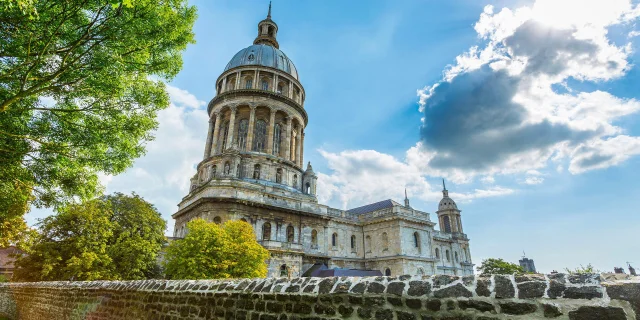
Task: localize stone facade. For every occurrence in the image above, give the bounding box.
[1,274,639,320]
[172,6,472,278]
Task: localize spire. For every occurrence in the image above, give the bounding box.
[404,188,410,208]
[253,1,279,48]
[442,179,449,197]
[442,178,447,191]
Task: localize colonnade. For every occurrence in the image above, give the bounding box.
[203,105,305,167]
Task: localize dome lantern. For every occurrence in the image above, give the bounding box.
[253,2,279,49]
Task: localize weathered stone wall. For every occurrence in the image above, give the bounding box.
[0,274,638,320]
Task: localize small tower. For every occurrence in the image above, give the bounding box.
[519,252,537,273]
[303,162,318,196]
[436,179,463,234]
[404,188,411,208]
[253,2,279,48]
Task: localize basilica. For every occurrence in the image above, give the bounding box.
[172,5,473,278]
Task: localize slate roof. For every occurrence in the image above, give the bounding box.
[346,199,402,215]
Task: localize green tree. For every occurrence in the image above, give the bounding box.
[477,258,525,275]
[565,263,600,274]
[12,193,166,281]
[164,219,269,280]
[0,0,196,245]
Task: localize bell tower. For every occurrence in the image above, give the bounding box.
[253,2,279,48]
[436,179,463,234]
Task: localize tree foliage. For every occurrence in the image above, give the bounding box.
[164,219,270,280]
[565,263,600,274]
[477,258,525,275]
[0,0,196,244]
[12,193,167,281]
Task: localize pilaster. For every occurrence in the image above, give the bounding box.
[203,117,214,159]
[227,106,237,150]
[211,112,221,156]
[246,105,256,151]
[266,108,277,155]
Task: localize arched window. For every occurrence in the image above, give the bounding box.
[305,183,311,194]
[245,77,253,89]
[275,168,283,183]
[227,77,235,91]
[446,250,451,262]
[385,268,391,276]
[435,248,440,259]
[211,165,217,179]
[350,235,356,250]
[253,120,267,152]
[213,216,221,224]
[291,128,297,162]
[253,164,261,179]
[280,264,288,277]
[382,232,389,251]
[292,174,298,188]
[221,121,230,151]
[413,232,420,248]
[273,124,282,156]
[455,252,459,262]
[331,232,337,247]
[443,216,452,233]
[223,162,231,175]
[277,84,283,94]
[286,225,295,243]
[237,119,249,151]
[262,222,271,241]
[365,235,371,253]
[261,80,269,91]
[311,229,318,247]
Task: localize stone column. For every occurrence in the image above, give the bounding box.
[266,109,276,154]
[255,70,260,89]
[254,69,258,88]
[288,81,293,99]
[295,127,303,166]
[235,71,241,89]
[221,77,227,93]
[284,116,292,161]
[273,74,278,93]
[300,130,305,167]
[226,106,237,149]
[246,106,256,151]
[210,112,221,156]
[203,117,214,159]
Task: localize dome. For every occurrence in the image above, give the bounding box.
[438,197,458,210]
[224,44,299,80]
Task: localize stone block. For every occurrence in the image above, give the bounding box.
[547,280,566,299]
[396,311,417,320]
[350,282,366,294]
[364,297,385,307]
[433,275,458,288]
[518,281,547,298]
[367,282,385,294]
[375,309,394,320]
[475,277,491,297]
[407,281,431,297]
[425,299,442,312]
[543,303,562,318]
[458,299,495,312]
[605,281,640,317]
[386,296,403,307]
[563,286,602,299]
[433,284,472,298]
[499,302,537,315]
[386,282,405,296]
[317,279,335,294]
[333,281,351,293]
[357,307,373,319]
[567,274,600,285]
[405,298,421,309]
[337,305,354,317]
[567,306,626,320]
[494,275,515,299]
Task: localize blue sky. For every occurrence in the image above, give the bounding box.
[29,0,640,273]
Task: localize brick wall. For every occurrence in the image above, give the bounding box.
[0,273,638,320]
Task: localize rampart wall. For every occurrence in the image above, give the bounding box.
[0,273,638,320]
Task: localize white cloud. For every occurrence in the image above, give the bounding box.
[103,84,208,233]
[316,149,514,210]
[413,0,640,182]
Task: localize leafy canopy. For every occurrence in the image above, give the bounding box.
[12,193,167,281]
[164,219,270,280]
[477,258,525,275]
[565,263,600,274]
[0,0,196,244]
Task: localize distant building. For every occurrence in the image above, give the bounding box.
[0,246,22,280]
[519,256,537,273]
[614,267,625,274]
